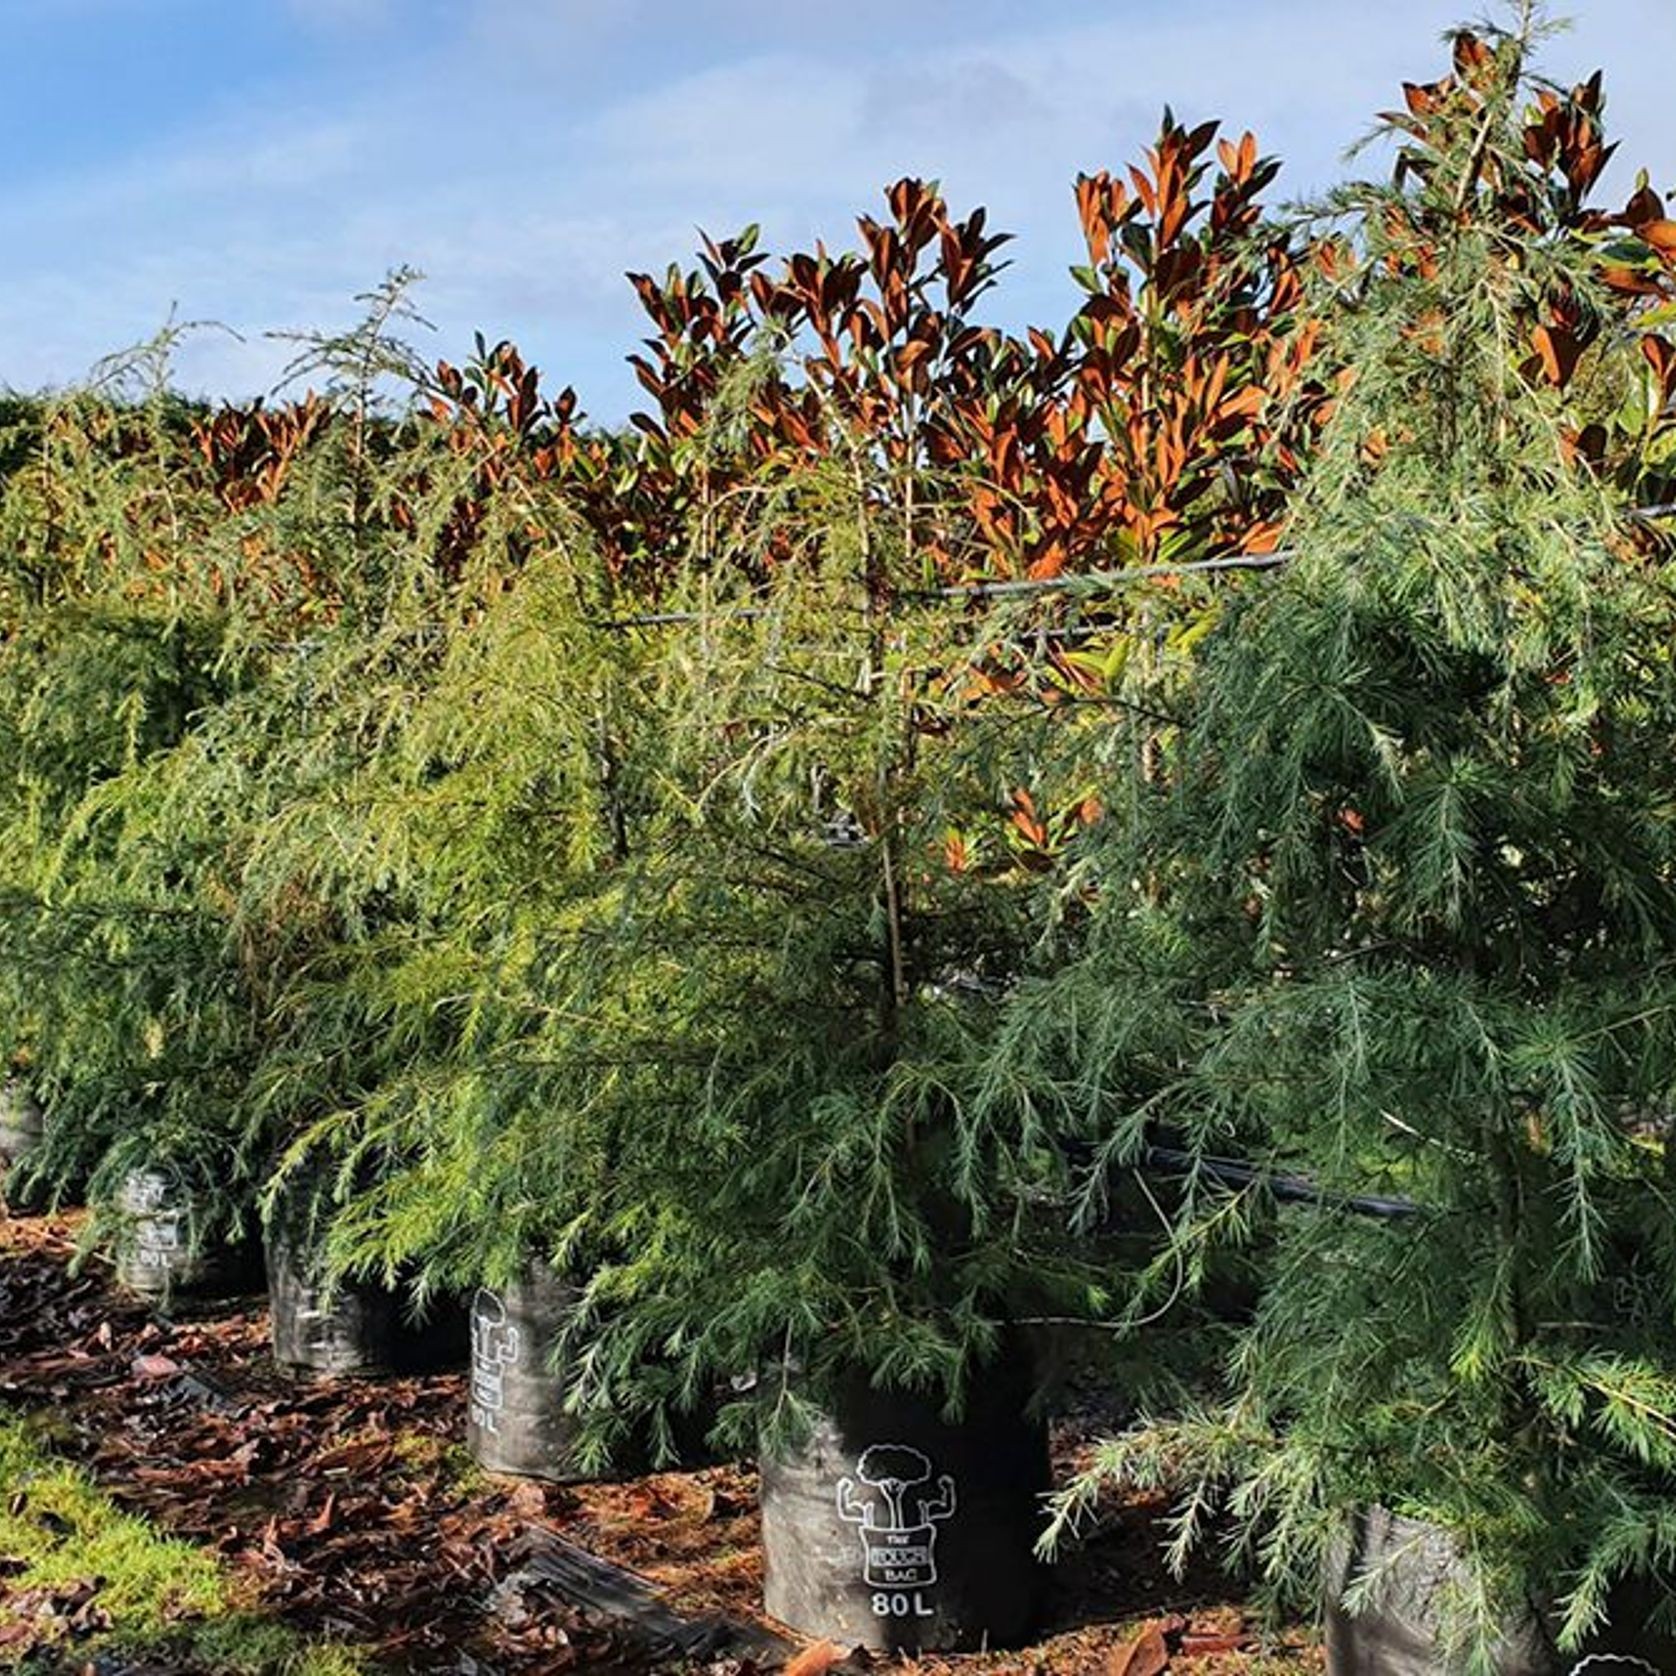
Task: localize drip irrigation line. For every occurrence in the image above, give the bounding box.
[594,605,767,629]
[1140,1143,1423,1221]
[586,552,1290,630]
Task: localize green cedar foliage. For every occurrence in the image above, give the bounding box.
[1012,10,1676,1663]
[272,345,1139,1456]
[0,281,500,1247]
[492,457,1122,1454]
[0,339,258,1227]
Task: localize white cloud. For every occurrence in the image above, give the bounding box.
[2,0,1672,412]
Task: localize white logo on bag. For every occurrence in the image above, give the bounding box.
[127,1175,184,1268]
[134,1211,184,1267]
[469,1291,521,1436]
[129,1175,170,1212]
[837,1443,957,1619]
[1568,1657,1661,1673]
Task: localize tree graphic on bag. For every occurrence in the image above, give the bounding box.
[837,1444,957,1590]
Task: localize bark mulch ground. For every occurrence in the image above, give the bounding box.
[0,1206,1320,1674]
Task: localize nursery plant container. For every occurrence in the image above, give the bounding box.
[265,1190,397,1376]
[0,1079,43,1167]
[1326,1506,1675,1675]
[759,1351,1050,1655]
[468,1260,587,1480]
[265,1188,466,1378]
[113,1168,252,1303]
[468,1260,714,1480]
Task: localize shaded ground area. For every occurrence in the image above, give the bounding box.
[0,1206,1319,1673]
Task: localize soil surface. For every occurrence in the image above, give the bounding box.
[0,1206,1321,1674]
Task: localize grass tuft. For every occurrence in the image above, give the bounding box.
[0,1406,368,1673]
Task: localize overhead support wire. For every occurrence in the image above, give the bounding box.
[906,549,1292,602]
[590,501,1676,632]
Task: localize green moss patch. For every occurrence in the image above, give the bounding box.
[0,1407,366,1674]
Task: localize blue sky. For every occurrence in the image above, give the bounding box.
[2,0,1672,421]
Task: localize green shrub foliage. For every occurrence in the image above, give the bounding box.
[3,7,1676,1651]
[1021,10,1676,1663]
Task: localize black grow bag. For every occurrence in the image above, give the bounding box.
[0,1081,46,1208]
[0,1079,43,1168]
[759,1353,1050,1654]
[468,1261,588,1480]
[265,1187,466,1378]
[266,1226,398,1376]
[1327,1506,1676,1675]
[467,1261,713,1481]
[113,1169,256,1303]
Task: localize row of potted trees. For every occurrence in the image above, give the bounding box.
[5,10,1676,1669]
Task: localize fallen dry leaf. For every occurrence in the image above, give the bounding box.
[130,1353,183,1380]
[506,1480,549,1518]
[1182,1629,1247,1655]
[1107,1621,1170,1676]
[782,1641,850,1676]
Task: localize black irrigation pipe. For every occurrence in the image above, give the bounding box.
[1139,1143,1424,1222]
